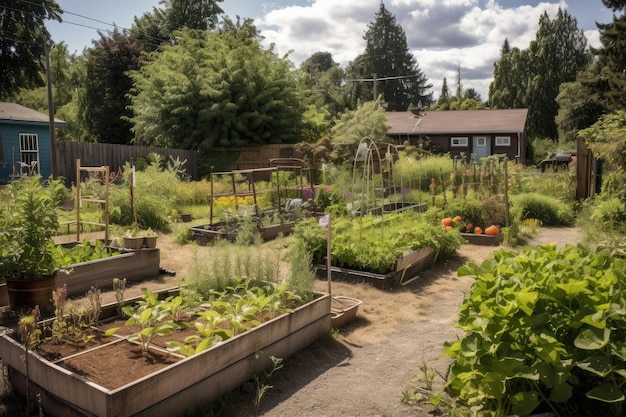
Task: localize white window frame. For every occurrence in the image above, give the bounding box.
[495,136,511,146]
[19,133,40,176]
[451,137,468,147]
[475,136,487,147]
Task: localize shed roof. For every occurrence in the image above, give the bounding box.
[387,108,528,135]
[0,102,65,124]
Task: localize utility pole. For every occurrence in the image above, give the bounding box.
[45,41,58,179]
[372,73,377,100]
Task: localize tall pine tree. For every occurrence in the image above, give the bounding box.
[346,2,431,111]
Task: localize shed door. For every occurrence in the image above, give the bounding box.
[473,136,490,162]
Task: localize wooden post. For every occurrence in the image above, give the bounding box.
[76,159,81,242]
[325,214,332,297]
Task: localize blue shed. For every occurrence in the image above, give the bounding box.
[0,102,66,182]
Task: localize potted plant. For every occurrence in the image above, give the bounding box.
[0,176,66,310]
[142,228,158,249]
[123,228,145,250]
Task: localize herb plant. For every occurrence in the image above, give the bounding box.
[444,244,626,417]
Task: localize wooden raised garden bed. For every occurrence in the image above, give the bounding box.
[0,289,331,417]
[316,246,437,289]
[190,221,295,245]
[460,232,504,246]
[0,248,160,305]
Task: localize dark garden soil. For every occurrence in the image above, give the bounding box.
[61,339,180,389]
[0,226,583,417]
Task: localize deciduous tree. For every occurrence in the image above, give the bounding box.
[129,28,304,152]
[0,0,62,99]
[84,29,143,144]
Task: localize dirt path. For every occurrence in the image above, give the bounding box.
[227,227,583,417]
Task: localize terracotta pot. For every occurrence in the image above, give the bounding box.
[6,275,56,311]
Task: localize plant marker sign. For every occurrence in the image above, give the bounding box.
[319,214,332,296]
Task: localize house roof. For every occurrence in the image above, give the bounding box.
[0,102,65,124]
[387,108,528,136]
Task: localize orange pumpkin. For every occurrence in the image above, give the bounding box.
[454,215,462,223]
[474,226,483,235]
[441,217,453,227]
[466,223,473,231]
[445,225,453,231]
[485,225,499,236]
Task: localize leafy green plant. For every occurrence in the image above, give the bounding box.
[294,211,465,274]
[50,239,119,267]
[444,244,626,417]
[109,288,178,356]
[0,176,65,280]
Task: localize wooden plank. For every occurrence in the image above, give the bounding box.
[56,249,160,297]
[395,247,436,272]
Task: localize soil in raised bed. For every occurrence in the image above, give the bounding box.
[60,340,180,389]
[35,329,110,361]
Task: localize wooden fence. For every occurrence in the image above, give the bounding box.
[56,141,198,185]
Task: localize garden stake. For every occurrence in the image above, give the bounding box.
[319,214,332,297]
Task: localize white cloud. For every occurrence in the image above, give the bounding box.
[256,0,603,101]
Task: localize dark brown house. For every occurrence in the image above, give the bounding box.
[386,109,529,163]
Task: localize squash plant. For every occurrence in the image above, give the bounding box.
[444,244,626,417]
[294,211,465,274]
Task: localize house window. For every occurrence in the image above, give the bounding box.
[495,136,511,146]
[476,137,487,147]
[451,137,468,147]
[19,133,40,175]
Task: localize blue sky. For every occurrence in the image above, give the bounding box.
[46,0,620,100]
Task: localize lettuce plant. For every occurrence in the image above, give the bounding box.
[444,244,626,417]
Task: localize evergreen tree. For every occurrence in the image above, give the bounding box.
[455,66,462,100]
[525,9,590,139]
[0,0,62,99]
[488,40,527,109]
[346,2,432,111]
[556,1,626,141]
[489,10,590,140]
[436,77,451,109]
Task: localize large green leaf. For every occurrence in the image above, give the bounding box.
[586,383,625,403]
[574,327,611,350]
[576,355,612,377]
[510,390,541,416]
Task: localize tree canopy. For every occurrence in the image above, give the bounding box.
[129,28,304,152]
[489,9,590,140]
[330,98,389,144]
[346,2,432,111]
[130,0,224,52]
[83,29,144,144]
[0,0,62,99]
[556,1,626,143]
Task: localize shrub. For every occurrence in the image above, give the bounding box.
[511,192,574,226]
[445,244,626,417]
[445,199,484,228]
